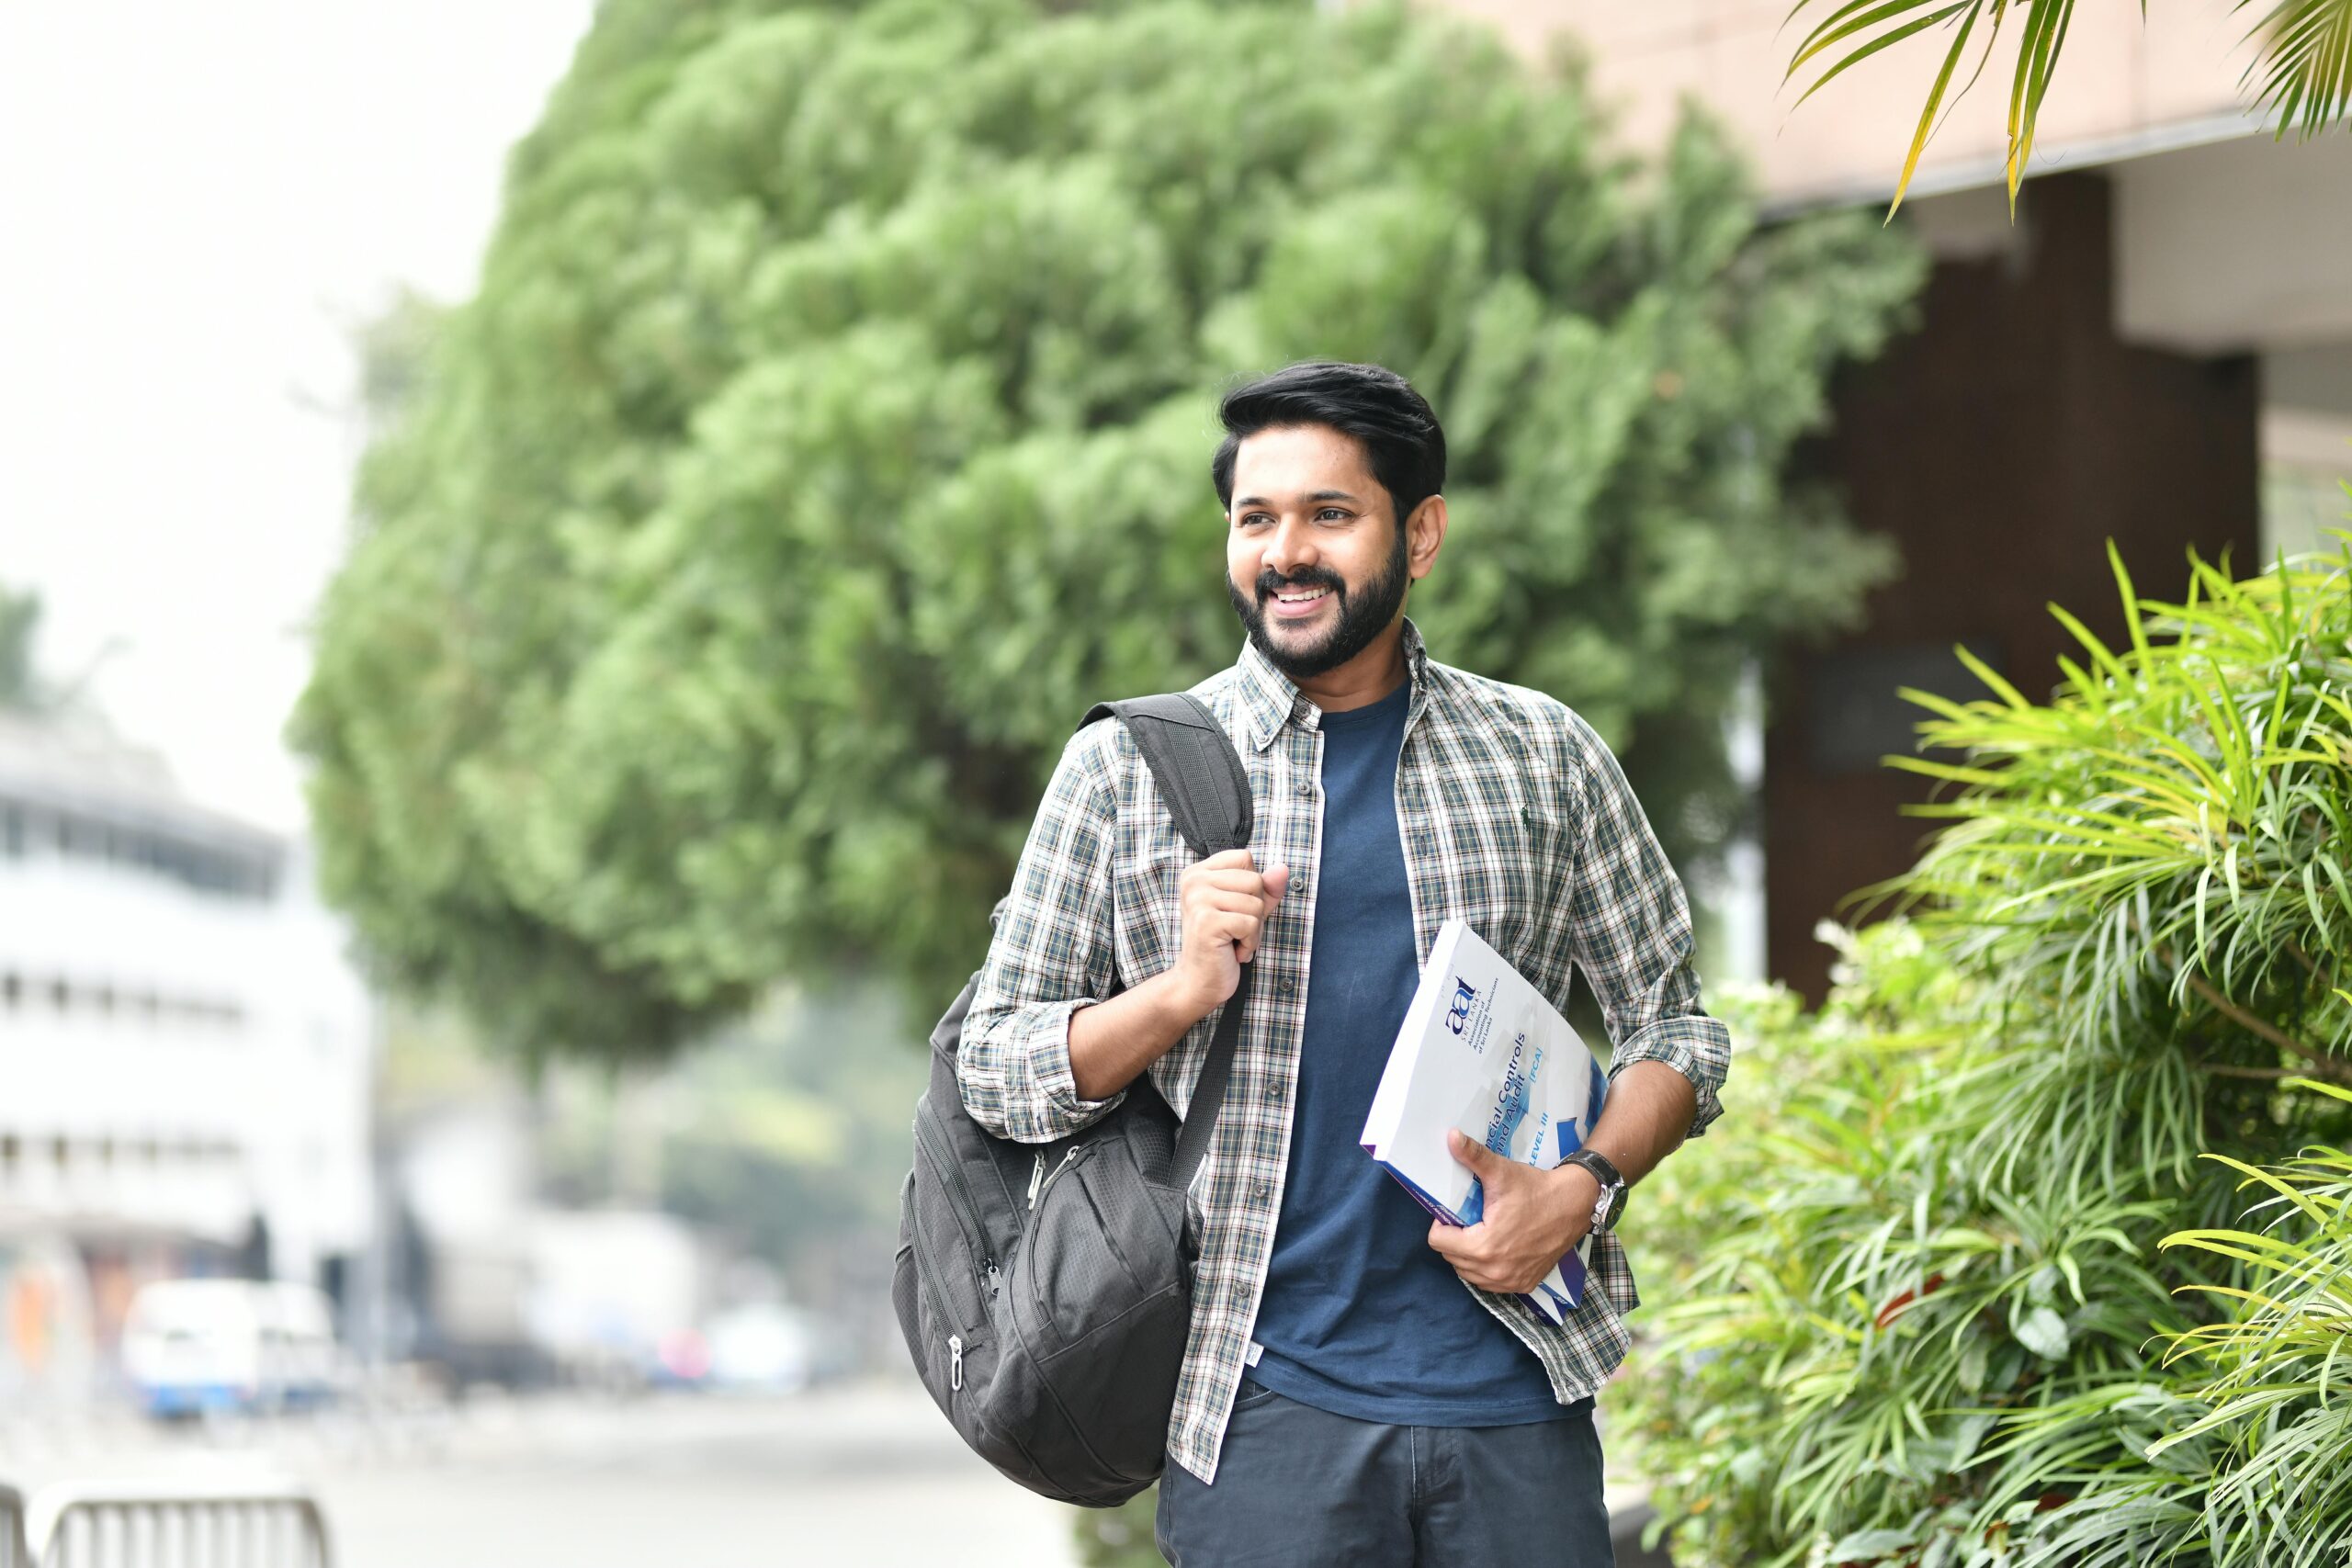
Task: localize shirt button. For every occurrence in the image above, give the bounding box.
[1253,1180,1273,1203]
[1295,782,1314,797]
[1263,1084,1283,1103]
[1276,978,1296,997]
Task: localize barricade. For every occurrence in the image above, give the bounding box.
[18,1480,329,1568]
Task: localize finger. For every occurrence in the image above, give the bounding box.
[1426,1219,1487,1258]
[1187,869,1276,893]
[1195,849,1257,870]
[1210,912,1261,958]
[1448,1129,1505,1177]
[1260,864,1291,913]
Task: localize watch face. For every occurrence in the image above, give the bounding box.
[1593,1183,1625,1234]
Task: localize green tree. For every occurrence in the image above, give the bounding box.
[294,0,1925,1064]
[1783,0,2352,217]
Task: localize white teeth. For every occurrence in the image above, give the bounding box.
[1275,588,1329,603]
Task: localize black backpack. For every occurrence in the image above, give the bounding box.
[890,693,1255,1507]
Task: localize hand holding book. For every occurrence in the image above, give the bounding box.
[1422,1128,1598,1297]
[1360,919,1610,1323]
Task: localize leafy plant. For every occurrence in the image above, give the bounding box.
[1864,535,2352,1084]
[2149,1079,2352,1565]
[1782,0,2352,217]
[1613,534,2352,1566]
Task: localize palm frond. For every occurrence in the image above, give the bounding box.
[1784,0,2352,220]
[2240,0,2352,139]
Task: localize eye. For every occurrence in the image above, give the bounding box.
[1238,513,1273,528]
[1316,508,1351,523]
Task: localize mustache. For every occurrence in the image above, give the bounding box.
[1258,568,1343,597]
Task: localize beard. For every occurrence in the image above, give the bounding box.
[1226,523,1411,682]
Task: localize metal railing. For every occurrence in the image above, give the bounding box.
[2,1482,28,1568]
[9,1481,328,1568]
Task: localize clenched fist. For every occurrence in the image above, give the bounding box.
[1171,848,1291,1010]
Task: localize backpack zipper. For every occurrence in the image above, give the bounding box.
[903,1236,978,1382]
[913,1107,997,1280]
[1033,1145,1084,1209]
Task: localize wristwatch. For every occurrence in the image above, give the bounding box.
[1563,1148,1627,1235]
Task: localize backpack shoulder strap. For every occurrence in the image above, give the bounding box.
[1079,693,1254,1192]
[1080,693,1251,858]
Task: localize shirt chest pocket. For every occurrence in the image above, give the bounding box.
[1419,783,1568,970]
[1514,782,1580,964]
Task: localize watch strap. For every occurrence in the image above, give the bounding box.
[1566,1148,1626,1235]
[1566,1147,1623,1192]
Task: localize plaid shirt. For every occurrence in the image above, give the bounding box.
[958,616,1732,1484]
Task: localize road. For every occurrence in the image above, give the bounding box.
[0,1378,1081,1568]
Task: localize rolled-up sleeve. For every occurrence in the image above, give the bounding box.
[1561,710,1731,1139]
[957,723,1128,1144]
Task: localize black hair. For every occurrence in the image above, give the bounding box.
[1210,361,1446,528]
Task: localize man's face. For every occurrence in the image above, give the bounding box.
[1224,424,1413,682]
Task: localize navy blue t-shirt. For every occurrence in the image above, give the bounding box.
[1246,677,1569,1426]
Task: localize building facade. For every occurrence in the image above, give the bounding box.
[0,712,373,1401]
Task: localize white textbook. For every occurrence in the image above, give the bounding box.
[1361,918,1610,1321]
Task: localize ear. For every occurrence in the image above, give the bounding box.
[1404,493,1447,582]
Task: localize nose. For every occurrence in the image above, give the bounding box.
[1261,515,1320,582]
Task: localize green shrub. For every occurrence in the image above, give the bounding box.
[1612,534,2352,1567]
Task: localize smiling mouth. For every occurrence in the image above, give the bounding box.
[1267,584,1334,619]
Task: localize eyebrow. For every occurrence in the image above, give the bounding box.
[1234,490,1363,508]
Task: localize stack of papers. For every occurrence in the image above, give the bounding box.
[1361,919,1610,1321]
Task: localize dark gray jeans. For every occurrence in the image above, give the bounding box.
[1155,1376,1615,1566]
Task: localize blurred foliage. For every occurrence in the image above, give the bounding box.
[533,980,929,1296]
[1783,0,2352,219]
[1074,1490,1162,1568]
[380,978,924,1323]
[293,0,1925,1064]
[1611,536,2352,1566]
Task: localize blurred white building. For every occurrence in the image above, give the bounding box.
[0,711,374,1397]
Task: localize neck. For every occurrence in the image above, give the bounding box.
[1294,617,1408,715]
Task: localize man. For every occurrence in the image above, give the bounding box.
[958,361,1731,1565]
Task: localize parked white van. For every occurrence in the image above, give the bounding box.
[120,1280,340,1417]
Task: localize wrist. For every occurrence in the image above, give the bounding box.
[1561,1148,1628,1236]
[1157,964,1225,1027]
[1550,1164,1600,1240]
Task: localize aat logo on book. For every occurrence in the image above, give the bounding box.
[1444,977,1476,1035]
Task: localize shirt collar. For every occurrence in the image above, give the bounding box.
[1233,615,1433,753]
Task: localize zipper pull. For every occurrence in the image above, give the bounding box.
[1027,1152,1046,1209]
[948,1334,964,1392]
[985,1261,1002,1299]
